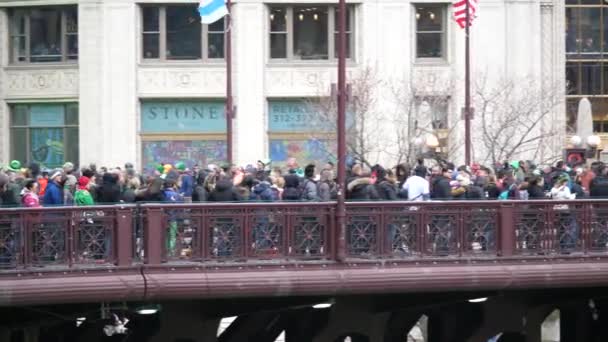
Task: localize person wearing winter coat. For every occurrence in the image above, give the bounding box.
[43,171,64,206]
[21,179,41,208]
[527,176,546,199]
[208,177,242,202]
[282,171,302,201]
[318,170,337,201]
[97,172,122,204]
[346,164,376,200]
[430,168,452,200]
[74,176,95,206]
[192,172,208,202]
[301,164,319,201]
[375,167,398,201]
[403,166,430,201]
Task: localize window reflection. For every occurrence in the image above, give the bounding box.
[30,9,62,62]
[415,5,445,58]
[166,6,201,60]
[293,6,328,60]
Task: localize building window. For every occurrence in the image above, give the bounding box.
[9,6,78,63]
[10,104,79,168]
[414,4,446,59]
[415,97,449,130]
[142,5,225,61]
[269,5,354,61]
[565,0,608,133]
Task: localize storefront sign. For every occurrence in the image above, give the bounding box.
[29,105,65,127]
[141,101,226,133]
[268,100,333,133]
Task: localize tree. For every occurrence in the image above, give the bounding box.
[473,75,563,166]
[306,66,457,168]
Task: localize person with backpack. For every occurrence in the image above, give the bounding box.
[300,164,319,201]
[318,169,337,201]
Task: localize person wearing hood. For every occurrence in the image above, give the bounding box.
[74,176,94,206]
[21,179,40,208]
[251,179,275,201]
[346,164,376,200]
[208,176,242,202]
[318,169,337,201]
[97,172,122,204]
[43,171,64,206]
[301,164,319,201]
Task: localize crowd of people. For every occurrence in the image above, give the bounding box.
[1,157,608,208]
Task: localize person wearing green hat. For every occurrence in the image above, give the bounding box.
[7,160,21,172]
[174,161,193,199]
[155,164,164,175]
[175,161,186,171]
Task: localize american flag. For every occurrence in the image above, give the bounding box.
[453,0,478,29]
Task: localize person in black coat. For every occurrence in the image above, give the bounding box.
[375,167,398,200]
[192,172,208,202]
[430,168,452,200]
[590,168,608,198]
[527,176,546,199]
[97,172,122,204]
[208,177,242,202]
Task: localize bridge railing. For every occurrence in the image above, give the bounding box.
[141,202,335,263]
[0,205,135,269]
[3,200,608,271]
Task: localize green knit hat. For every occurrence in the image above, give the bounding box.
[7,160,21,172]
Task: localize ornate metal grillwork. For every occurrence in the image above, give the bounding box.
[31,222,66,265]
[75,211,113,263]
[552,209,580,253]
[426,213,458,256]
[347,215,377,256]
[0,218,19,269]
[250,213,282,256]
[386,214,417,256]
[209,217,242,258]
[293,216,326,257]
[165,209,199,260]
[466,209,497,254]
[590,208,608,252]
[516,209,544,253]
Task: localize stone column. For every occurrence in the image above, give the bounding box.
[233,3,265,166]
[0,8,8,166]
[79,0,137,168]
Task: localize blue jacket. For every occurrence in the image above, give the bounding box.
[180,174,194,197]
[43,182,63,206]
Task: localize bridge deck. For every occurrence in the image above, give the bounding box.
[2,200,608,306]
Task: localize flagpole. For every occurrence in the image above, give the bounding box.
[336,0,347,261]
[464,0,472,166]
[225,0,234,165]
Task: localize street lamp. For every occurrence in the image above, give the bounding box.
[587,135,601,148]
[425,134,440,149]
[570,135,582,147]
